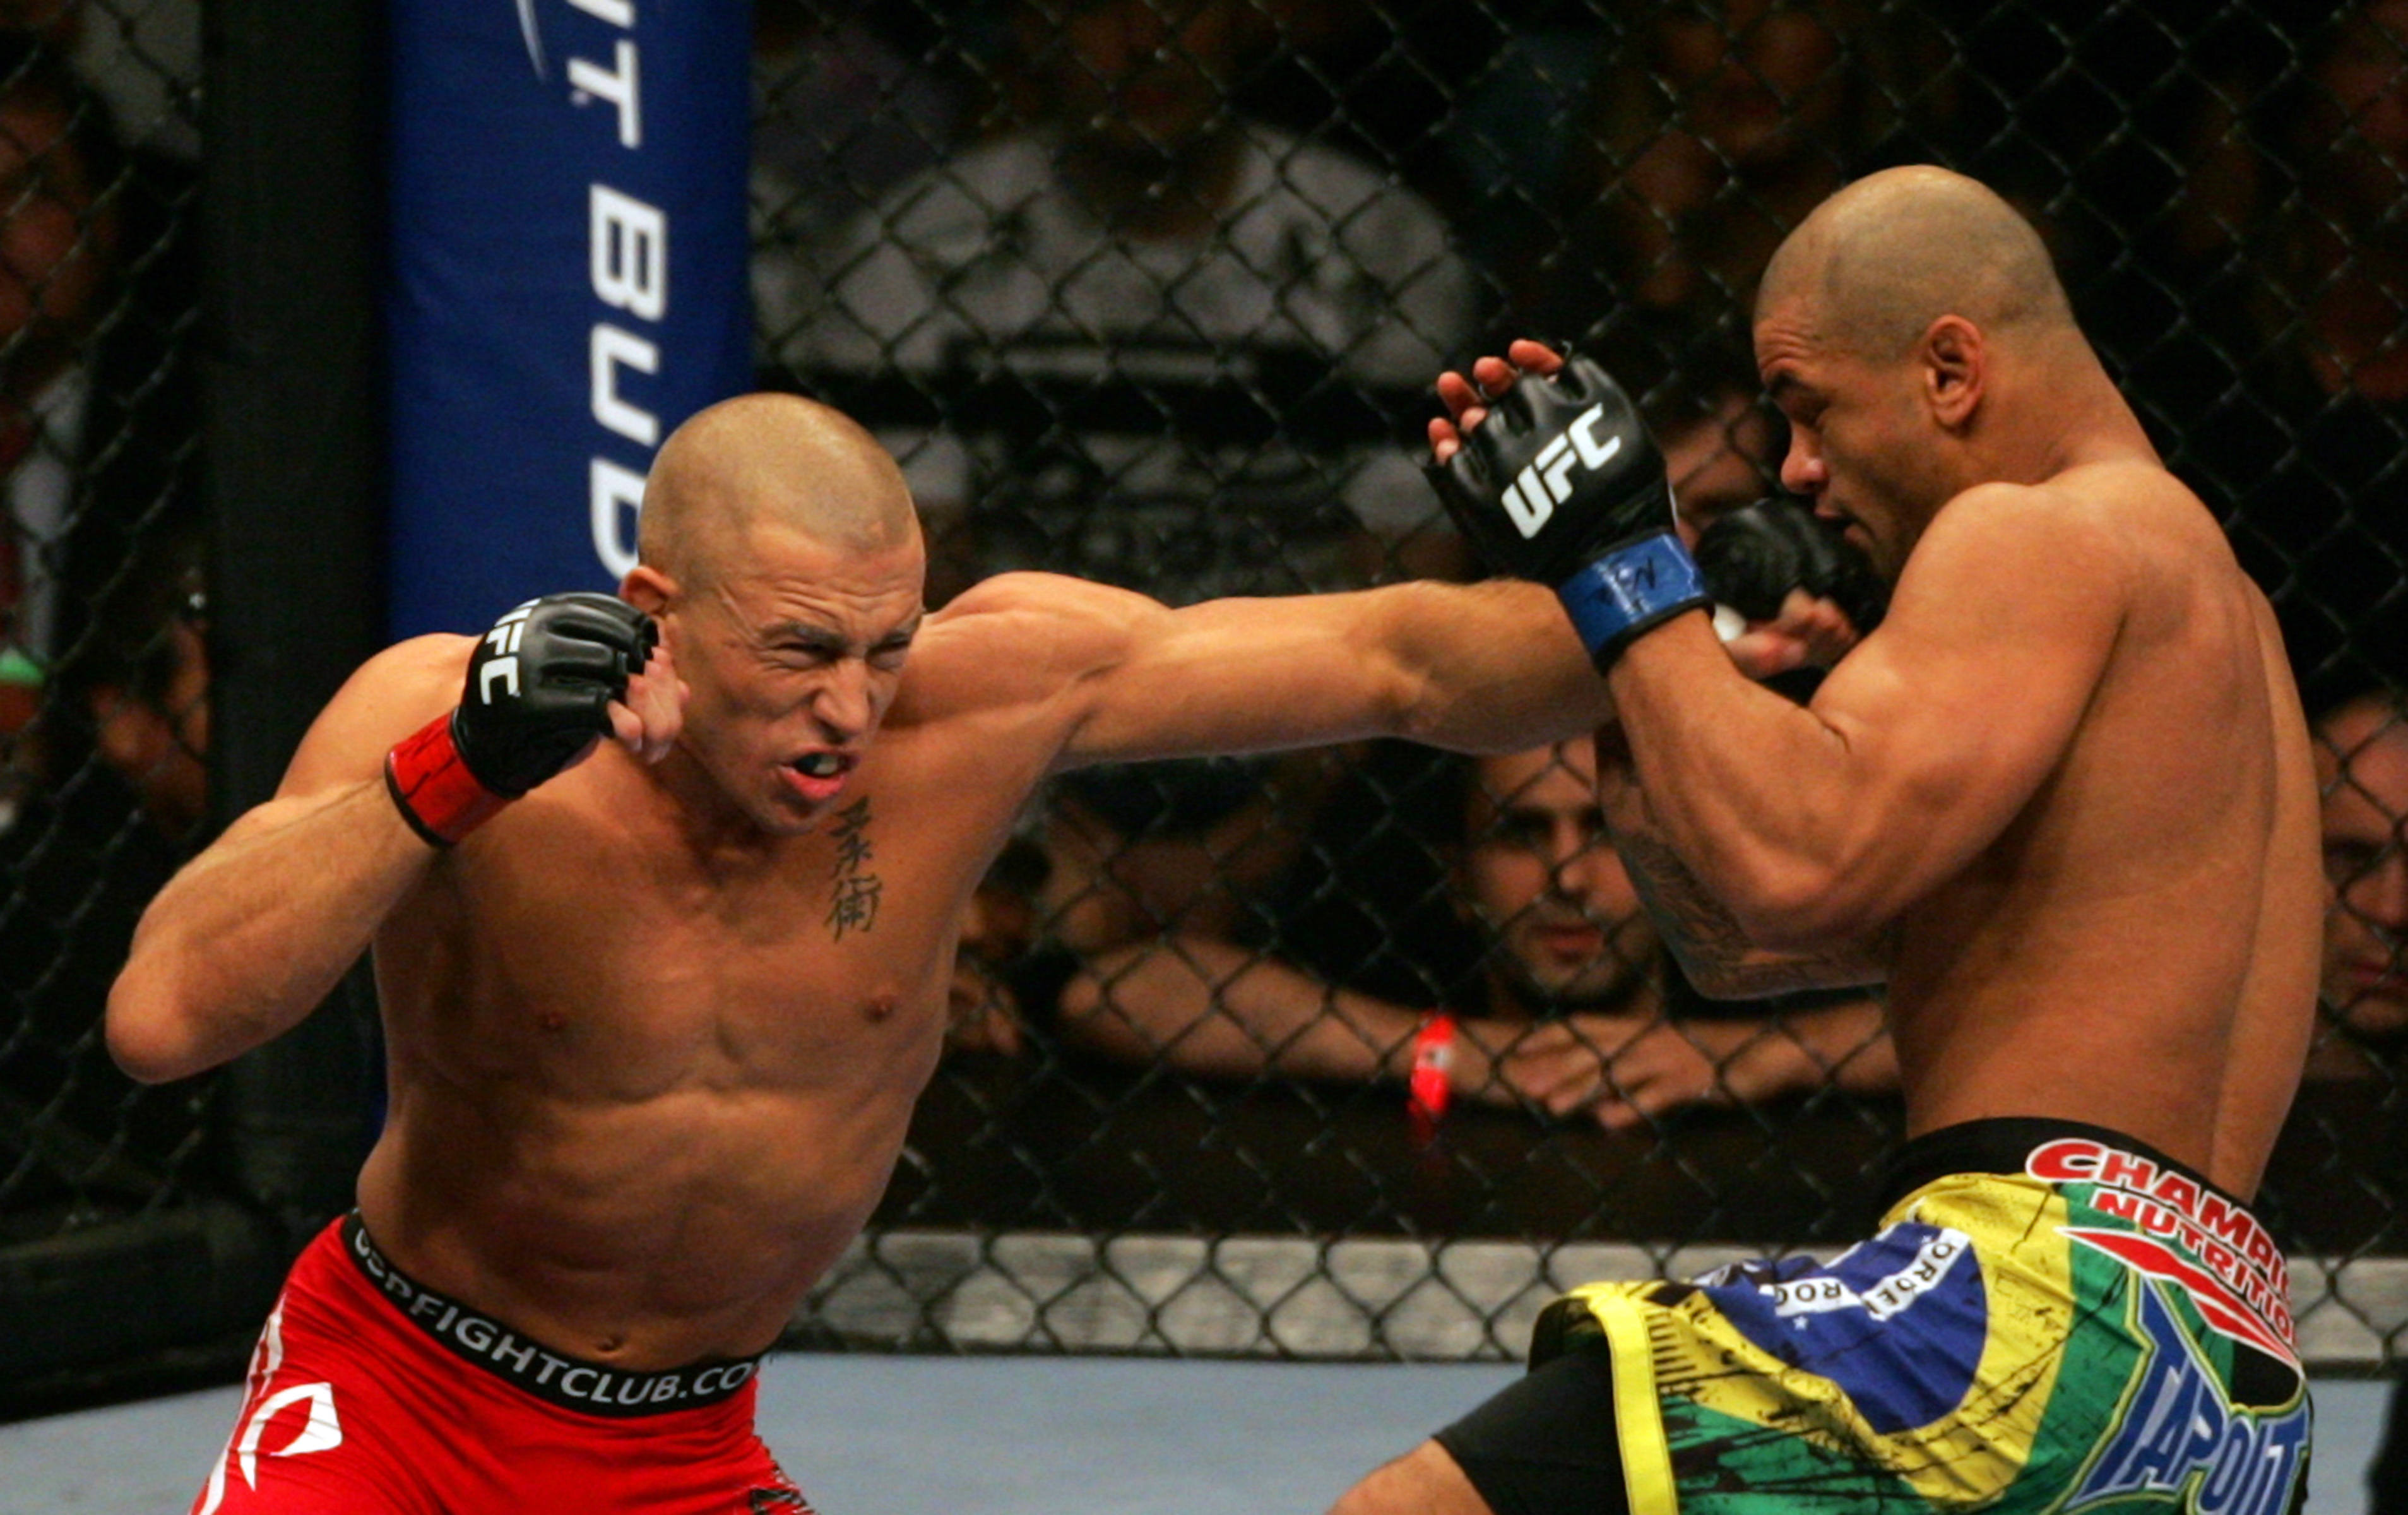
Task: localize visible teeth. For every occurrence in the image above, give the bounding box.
[797,753,843,778]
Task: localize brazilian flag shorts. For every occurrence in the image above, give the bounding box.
[1527,1118,2310,1515]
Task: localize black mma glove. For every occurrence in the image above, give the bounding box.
[385,592,658,845]
[1423,353,1709,669]
[1694,497,1889,638]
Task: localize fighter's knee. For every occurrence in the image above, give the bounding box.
[1329,1441,1492,1515]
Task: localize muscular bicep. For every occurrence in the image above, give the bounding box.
[1040,576,1610,769]
[106,638,472,1083]
[1056,589,1417,767]
[1792,489,2124,910]
[1596,723,1892,995]
[906,572,1611,776]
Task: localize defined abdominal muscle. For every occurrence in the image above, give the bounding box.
[371,1081,907,1357]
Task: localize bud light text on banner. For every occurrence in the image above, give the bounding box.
[386,0,750,636]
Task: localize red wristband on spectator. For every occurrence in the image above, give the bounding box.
[384,713,511,846]
[1409,1014,1457,1130]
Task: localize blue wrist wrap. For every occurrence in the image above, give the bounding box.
[1556,533,1713,668]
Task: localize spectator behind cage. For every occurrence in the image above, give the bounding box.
[0,30,198,826]
[755,0,1481,604]
[1060,739,1894,1131]
[2306,690,2408,1512]
[2116,1,2408,704]
[1,524,205,1219]
[755,0,1481,956]
[2306,688,2408,1079]
[1520,0,1948,359]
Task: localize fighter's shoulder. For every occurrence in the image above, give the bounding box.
[280,634,473,794]
[920,573,1160,668]
[1952,456,2200,526]
[340,634,475,716]
[1932,468,2102,528]
[888,573,1160,725]
[1918,463,2193,586]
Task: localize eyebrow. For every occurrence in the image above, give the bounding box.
[771,616,923,654]
[772,624,848,653]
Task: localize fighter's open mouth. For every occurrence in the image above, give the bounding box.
[792,752,846,779]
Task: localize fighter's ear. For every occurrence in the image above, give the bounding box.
[620,564,676,615]
[1919,314,1984,431]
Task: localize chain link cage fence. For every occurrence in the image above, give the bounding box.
[9,0,2408,1414]
[0,0,264,1413]
[754,0,2408,1367]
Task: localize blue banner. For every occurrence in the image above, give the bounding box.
[387,0,752,636]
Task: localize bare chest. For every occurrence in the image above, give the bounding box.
[388,789,990,1098]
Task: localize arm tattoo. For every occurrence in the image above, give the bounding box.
[1613,825,1767,981]
[1594,728,1887,998]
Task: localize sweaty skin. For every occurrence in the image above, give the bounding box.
[1434,171,2319,1199]
[1697,168,2318,1195]
[107,395,1616,1372]
[1345,167,2323,1515]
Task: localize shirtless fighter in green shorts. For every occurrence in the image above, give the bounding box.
[1333,165,2324,1515]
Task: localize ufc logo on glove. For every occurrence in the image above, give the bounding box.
[1422,355,1707,668]
[1500,405,1623,538]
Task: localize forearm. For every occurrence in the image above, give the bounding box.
[1380,579,1618,754]
[108,780,437,1082]
[1064,938,1426,1083]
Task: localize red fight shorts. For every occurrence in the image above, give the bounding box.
[189,1215,813,1514]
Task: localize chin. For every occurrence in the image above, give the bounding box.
[1507,970,1640,1013]
[759,798,834,837]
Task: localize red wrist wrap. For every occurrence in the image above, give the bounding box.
[1408,1014,1457,1132]
[384,713,511,846]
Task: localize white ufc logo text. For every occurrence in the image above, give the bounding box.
[478,602,537,704]
[1500,404,1622,538]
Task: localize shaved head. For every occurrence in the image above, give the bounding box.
[1759,165,2075,357]
[639,393,919,591]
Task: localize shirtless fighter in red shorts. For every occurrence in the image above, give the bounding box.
[105,394,1628,1512]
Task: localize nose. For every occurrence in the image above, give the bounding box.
[814,658,875,743]
[1541,820,1592,898]
[1780,433,1827,497]
[2361,850,2408,935]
